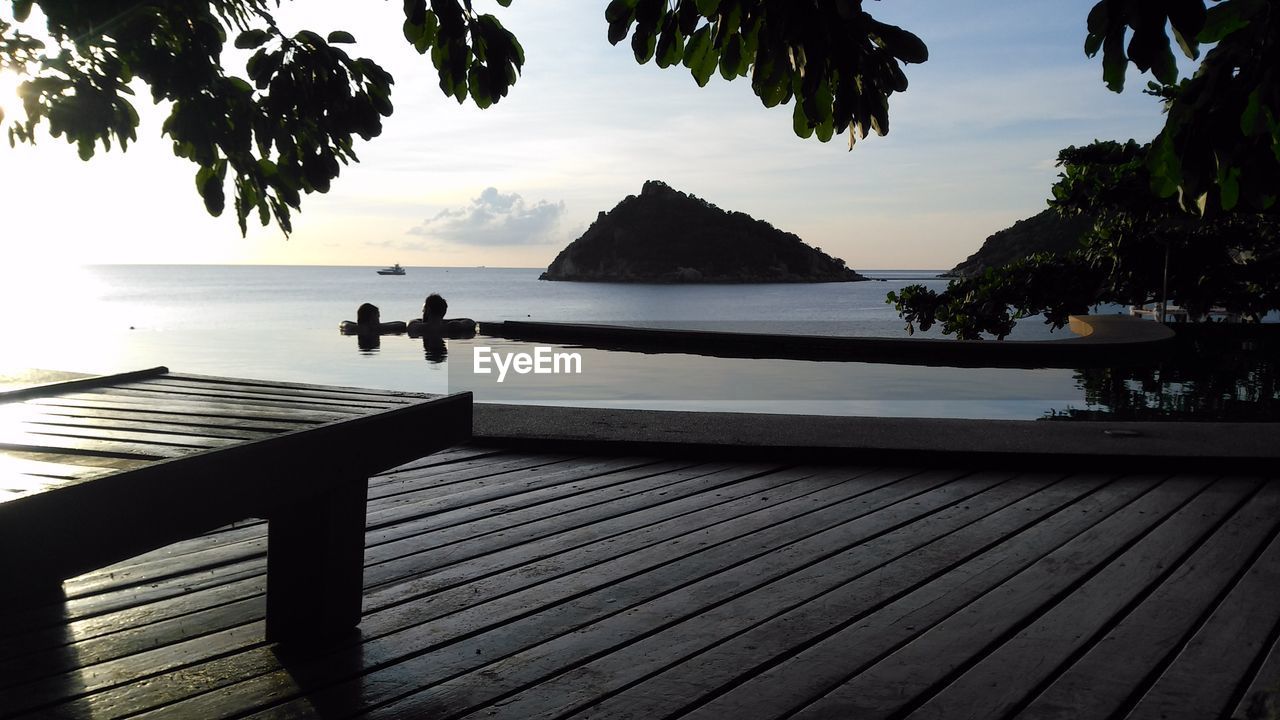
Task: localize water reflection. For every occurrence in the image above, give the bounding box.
[422,335,447,363]
[1048,332,1279,421]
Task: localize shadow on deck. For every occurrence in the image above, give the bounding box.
[1,445,1278,719]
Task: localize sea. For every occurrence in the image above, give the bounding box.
[0,264,1164,420]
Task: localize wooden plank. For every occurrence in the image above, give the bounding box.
[363,461,748,575]
[1,462,706,692]
[135,377,419,405]
[544,473,1121,720]
[364,454,610,511]
[0,448,150,473]
[166,371,425,400]
[0,620,268,717]
[1233,631,1280,720]
[107,383,409,411]
[59,535,267,602]
[0,433,196,460]
[363,455,671,532]
[1126,521,1280,720]
[672,475,1180,720]
[82,386,396,414]
[14,414,280,441]
[80,466,911,718]
[362,461,789,590]
[901,477,1267,720]
[0,393,471,586]
[1020,482,1280,720]
[0,454,113,482]
[371,445,508,475]
[0,474,75,497]
[16,423,246,449]
[366,452,580,501]
[777,476,1218,720]
[0,594,266,690]
[0,556,265,640]
[5,404,310,433]
[0,367,168,403]
[169,468,961,719]
[363,464,900,614]
[371,472,1051,720]
[25,396,354,424]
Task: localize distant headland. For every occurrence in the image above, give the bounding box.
[946,208,1092,278]
[540,180,867,283]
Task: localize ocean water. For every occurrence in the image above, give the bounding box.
[0,264,1116,419]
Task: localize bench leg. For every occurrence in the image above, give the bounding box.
[265,475,369,643]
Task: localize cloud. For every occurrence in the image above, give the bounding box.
[408,187,565,245]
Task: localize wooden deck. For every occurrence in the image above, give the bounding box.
[1,447,1278,719]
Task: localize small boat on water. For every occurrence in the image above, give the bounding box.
[377,263,406,276]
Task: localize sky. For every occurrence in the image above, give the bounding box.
[0,1,1174,270]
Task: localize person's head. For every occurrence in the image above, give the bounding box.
[423,293,448,320]
[357,303,380,325]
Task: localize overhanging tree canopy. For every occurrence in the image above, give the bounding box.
[0,0,926,236]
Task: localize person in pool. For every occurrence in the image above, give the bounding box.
[339,303,407,335]
[407,293,476,338]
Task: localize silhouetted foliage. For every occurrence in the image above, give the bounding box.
[3,0,1276,240]
[540,180,864,283]
[890,140,1280,339]
[0,0,925,237]
[1085,0,1280,215]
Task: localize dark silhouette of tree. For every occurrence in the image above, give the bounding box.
[0,0,925,236]
[3,0,1275,242]
[889,141,1280,339]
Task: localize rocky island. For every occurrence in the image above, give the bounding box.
[946,208,1092,278]
[540,180,867,283]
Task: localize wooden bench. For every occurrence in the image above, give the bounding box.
[0,368,472,642]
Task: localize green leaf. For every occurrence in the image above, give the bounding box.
[197,166,225,216]
[695,0,720,15]
[792,101,813,139]
[1219,166,1240,210]
[297,30,329,48]
[870,20,928,64]
[1198,3,1250,43]
[631,24,656,63]
[655,16,683,68]
[1101,28,1127,92]
[718,35,742,80]
[606,0,636,44]
[1241,90,1261,135]
[1085,1,1108,36]
[1146,132,1182,197]
[234,29,270,50]
[1150,40,1178,85]
[327,30,356,44]
[1169,26,1198,61]
[684,27,717,86]
[605,0,637,23]
[1084,32,1103,57]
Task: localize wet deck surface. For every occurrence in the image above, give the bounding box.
[2,446,1278,719]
